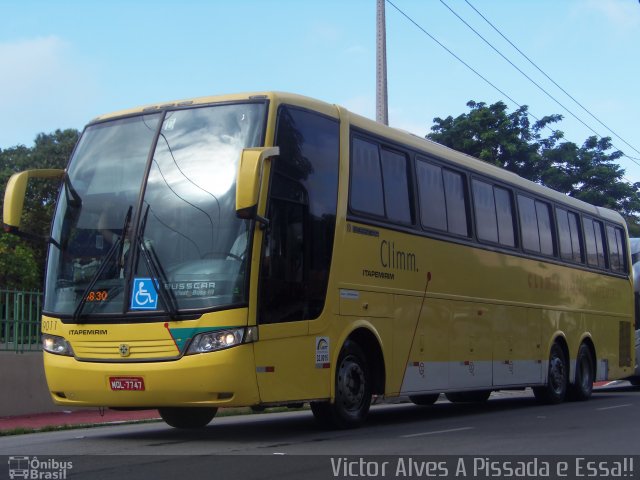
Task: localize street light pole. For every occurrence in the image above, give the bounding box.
[376,0,389,125]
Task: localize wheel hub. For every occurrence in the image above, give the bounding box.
[338,357,365,410]
[549,356,566,394]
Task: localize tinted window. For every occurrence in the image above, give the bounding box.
[584,218,597,266]
[351,138,384,216]
[518,195,539,252]
[495,187,515,247]
[472,180,498,243]
[443,170,469,236]
[556,208,583,262]
[473,180,516,247]
[617,229,625,268]
[594,220,607,268]
[517,196,554,255]
[568,211,583,262]
[556,208,573,261]
[584,217,606,268]
[417,159,469,237]
[605,224,626,273]
[260,106,339,323]
[381,149,412,224]
[536,201,554,256]
[416,160,446,231]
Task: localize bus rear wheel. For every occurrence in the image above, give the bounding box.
[569,343,594,401]
[311,341,372,429]
[534,342,568,404]
[158,407,218,429]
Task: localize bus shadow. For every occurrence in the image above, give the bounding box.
[99,387,639,446]
[368,387,638,427]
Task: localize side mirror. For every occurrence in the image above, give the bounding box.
[3,169,65,232]
[235,147,279,220]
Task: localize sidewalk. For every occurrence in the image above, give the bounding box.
[0,409,161,433]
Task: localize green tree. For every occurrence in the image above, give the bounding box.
[0,234,39,290]
[0,129,79,289]
[428,101,562,182]
[428,101,640,234]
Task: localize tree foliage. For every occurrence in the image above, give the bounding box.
[0,129,79,289]
[428,101,640,235]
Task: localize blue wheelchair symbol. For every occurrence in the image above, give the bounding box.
[130,278,159,310]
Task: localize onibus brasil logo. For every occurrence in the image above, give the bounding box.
[8,456,72,479]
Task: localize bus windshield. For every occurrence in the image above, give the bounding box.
[45,102,267,318]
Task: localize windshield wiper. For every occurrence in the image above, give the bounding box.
[136,205,178,319]
[64,172,82,209]
[72,206,133,322]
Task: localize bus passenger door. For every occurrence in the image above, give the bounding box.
[252,104,339,404]
[253,197,320,403]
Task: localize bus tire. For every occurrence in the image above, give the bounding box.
[569,343,594,401]
[409,394,440,406]
[311,341,372,429]
[158,407,217,429]
[533,342,568,404]
[445,390,491,403]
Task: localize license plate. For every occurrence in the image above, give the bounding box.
[109,376,145,391]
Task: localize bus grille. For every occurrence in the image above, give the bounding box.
[619,321,632,368]
[72,339,179,361]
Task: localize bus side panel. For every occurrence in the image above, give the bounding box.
[582,312,633,382]
[447,300,492,390]
[492,306,542,386]
[398,298,451,395]
[252,321,331,403]
[387,294,422,396]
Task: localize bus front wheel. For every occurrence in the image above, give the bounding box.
[311,341,372,429]
[158,407,218,429]
[533,342,568,404]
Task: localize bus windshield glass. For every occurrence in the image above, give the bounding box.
[45,102,267,318]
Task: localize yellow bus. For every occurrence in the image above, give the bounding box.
[3,92,634,429]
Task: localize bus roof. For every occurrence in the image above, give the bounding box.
[92,91,625,227]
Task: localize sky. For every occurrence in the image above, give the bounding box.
[1,0,639,181]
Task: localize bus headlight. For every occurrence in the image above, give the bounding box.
[186,327,257,355]
[42,334,74,356]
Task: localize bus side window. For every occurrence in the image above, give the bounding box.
[556,208,584,263]
[518,195,555,256]
[416,158,447,231]
[380,148,412,224]
[535,200,554,256]
[606,225,626,273]
[350,138,385,217]
[442,169,469,237]
[584,217,607,269]
[472,180,515,247]
[472,179,499,244]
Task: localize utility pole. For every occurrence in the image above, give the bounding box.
[376,0,389,125]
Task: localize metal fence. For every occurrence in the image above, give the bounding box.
[0,290,43,352]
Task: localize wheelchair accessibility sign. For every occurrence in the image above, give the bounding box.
[130,278,159,310]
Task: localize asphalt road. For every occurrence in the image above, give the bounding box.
[2,386,639,479]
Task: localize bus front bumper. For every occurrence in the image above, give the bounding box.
[43,345,260,408]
